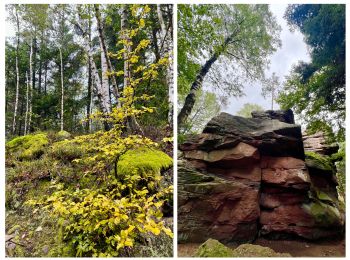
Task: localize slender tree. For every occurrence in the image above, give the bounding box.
[157,5,173,127]
[12,6,21,134]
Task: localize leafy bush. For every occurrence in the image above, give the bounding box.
[28,175,173,257]
[6,133,49,160]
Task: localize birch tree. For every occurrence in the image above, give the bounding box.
[11,5,21,134]
[177,5,281,127]
[157,5,173,126]
[94,4,120,107]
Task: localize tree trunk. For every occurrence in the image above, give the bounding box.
[86,11,92,133]
[157,5,173,127]
[59,47,64,131]
[24,71,29,135]
[178,52,219,127]
[44,61,47,94]
[121,5,144,135]
[28,38,33,133]
[178,33,235,127]
[94,4,120,107]
[12,7,20,135]
[150,6,160,62]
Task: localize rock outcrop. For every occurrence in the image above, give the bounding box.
[178,110,343,243]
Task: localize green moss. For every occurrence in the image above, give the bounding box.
[232,244,291,257]
[303,200,341,227]
[195,239,233,257]
[305,151,334,172]
[6,133,49,160]
[56,130,72,141]
[50,140,84,162]
[117,148,172,177]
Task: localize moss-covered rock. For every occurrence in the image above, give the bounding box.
[56,130,72,141]
[6,133,49,160]
[50,140,84,162]
[232,244,291,257]
[117,148,172,177]
[305,151,334,172]
[195,239,233,257]
[303,200,342,227]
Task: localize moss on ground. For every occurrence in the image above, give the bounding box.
[195,239,291,257]
[49,140,84,162]
[232,244,291,257]
[6,133,49,160]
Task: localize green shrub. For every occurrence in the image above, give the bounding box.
[6,133,49,160]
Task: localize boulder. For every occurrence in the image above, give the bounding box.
[194,239,233,257]
[6,133,49,160]
[251,109,295,124]
[178,163,260,243]
[232,244,291,257]
[201,112,304,159]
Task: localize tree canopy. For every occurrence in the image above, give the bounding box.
[278,4,345,141]
[177,4,281,127]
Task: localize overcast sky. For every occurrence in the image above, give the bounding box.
[222,4,311,115]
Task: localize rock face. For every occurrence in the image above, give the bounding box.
[178,110,343,243]
[303,132,339,155]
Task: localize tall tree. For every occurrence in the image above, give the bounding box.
[177,5,281,127]
[157,5,173,127]
[94,4,120,106]
[279,4,345,141]
[9,5,21,134]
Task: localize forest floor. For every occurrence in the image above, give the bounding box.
[177,237,345,257]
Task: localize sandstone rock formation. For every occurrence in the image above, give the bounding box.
[178,110,343,244]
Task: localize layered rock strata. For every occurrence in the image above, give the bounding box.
[178,111,343,243]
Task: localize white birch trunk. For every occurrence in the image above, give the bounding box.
[59,47,64,131]
[94,4,120,107]
[100,42,111,113]
[12,7,20,134]
[28,38,33,133]
[24,71,29,135]
[157,5,173,126]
